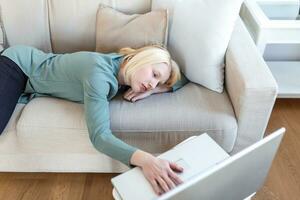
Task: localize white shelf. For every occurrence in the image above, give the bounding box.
[240,0,300,53]
[241,0,300,98]
[267,61,300,98]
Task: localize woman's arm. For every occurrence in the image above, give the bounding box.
[152,72,189,94]
[123,72,189,102]
[84,76,139,167]
[152,84,172,94]
[170,72,189,92]
[84,75,184,195]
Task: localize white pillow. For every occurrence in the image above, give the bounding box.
[152,0,243,93]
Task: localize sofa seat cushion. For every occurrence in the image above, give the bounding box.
[16,83,237,154]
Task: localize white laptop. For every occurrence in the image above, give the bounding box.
[111,128,285,200]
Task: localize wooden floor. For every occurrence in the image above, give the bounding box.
[0,99,299,200]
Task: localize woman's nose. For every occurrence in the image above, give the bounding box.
[149,80,159,89]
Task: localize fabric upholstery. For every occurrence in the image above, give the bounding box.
[0,5,5,51]
[0,104,128,172]
[95,5,168,53]
[225,18,278,154]
[16,83,237,154]
[151,0,178,43]
[0,0,52,52]
[48,0,151,53]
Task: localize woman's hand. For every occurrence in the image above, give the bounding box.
[123,88,154,102]
[130,150,183,195]
[130,150,184,195]
[142,156,184,195]
[123,84,172,102]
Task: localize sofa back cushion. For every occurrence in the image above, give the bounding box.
[0,0,52,52]
[0,0,151,53]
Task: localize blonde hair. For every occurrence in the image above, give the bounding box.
[118,44,181,88]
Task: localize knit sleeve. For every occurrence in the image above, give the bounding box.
[83,74,138,168]
[171,72,189,92]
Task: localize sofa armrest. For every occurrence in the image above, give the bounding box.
[225,17,278,154]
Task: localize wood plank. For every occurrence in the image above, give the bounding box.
[254,99,300,200]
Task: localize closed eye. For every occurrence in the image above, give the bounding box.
[153,70,163,84]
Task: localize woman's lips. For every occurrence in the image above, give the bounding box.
[141,83,146,91]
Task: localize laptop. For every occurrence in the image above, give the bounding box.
[111,128,285,200]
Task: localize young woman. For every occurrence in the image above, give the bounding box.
[0,44,188,195]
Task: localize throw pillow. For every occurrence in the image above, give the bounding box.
[152,0,244,93]
[95,5,169,53]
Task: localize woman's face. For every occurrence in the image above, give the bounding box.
[130,62,171,93]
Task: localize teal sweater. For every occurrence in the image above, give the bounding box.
[2,45,188,167]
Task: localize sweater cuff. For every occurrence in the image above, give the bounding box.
[125,147,139,168]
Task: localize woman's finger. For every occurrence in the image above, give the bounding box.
[124,89,154,102]
[168,170,183,185]
[124,91,136,101]
[156,176,170,193]
[123,95,131,101]
[169,162,184,173]
[162,172,176,190]
[124,89,134,98]
[156,180,165,195]
[169,162,184,185]
[131,93,150,102]
[131,97,139,102]
[128,93,138,101]
[149,178,162,195]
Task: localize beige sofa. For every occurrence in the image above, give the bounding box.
[0,0,278,172]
